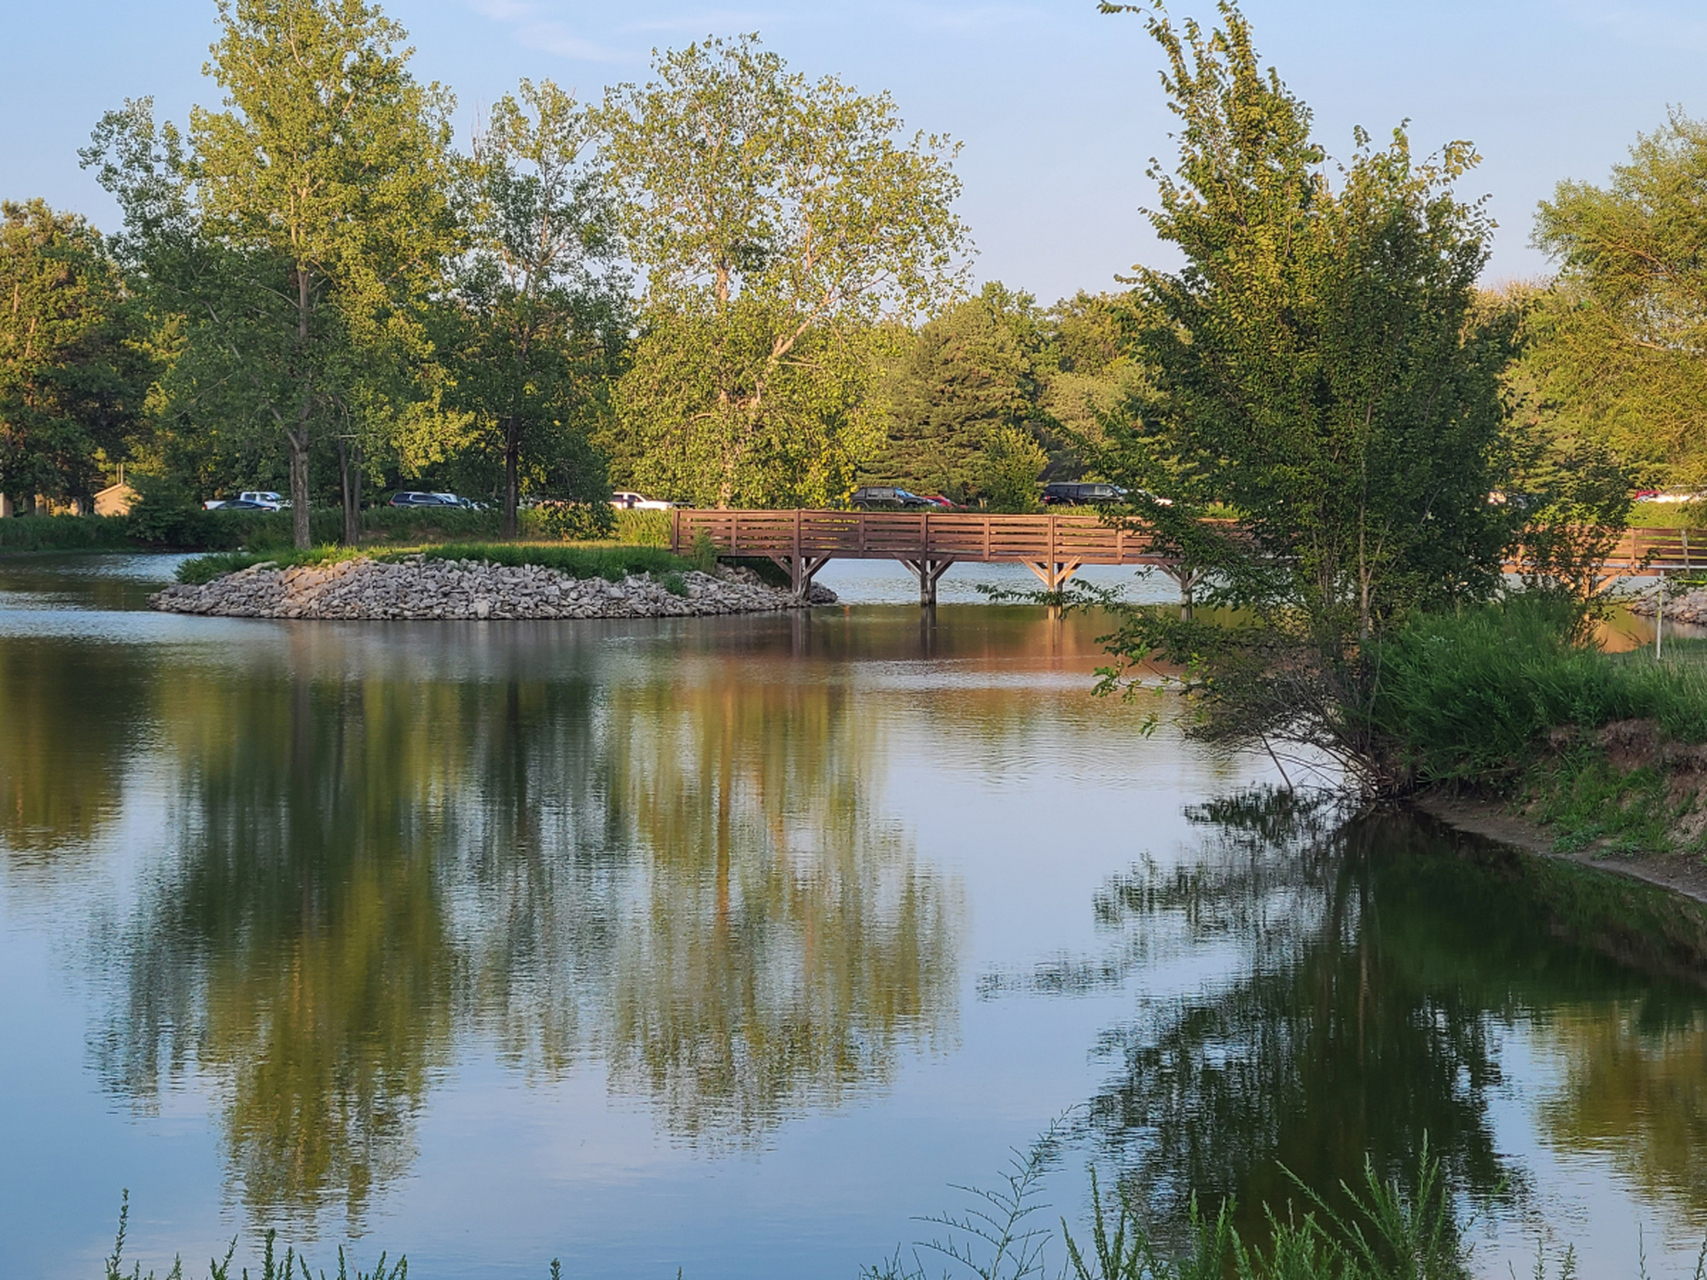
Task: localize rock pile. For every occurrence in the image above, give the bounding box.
[149,555,837,621]
[1627,582,1707,624]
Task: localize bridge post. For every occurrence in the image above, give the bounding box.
[901,558,952,606]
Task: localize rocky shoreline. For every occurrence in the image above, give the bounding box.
[1628,581,1707,624]
[149,555,836,621]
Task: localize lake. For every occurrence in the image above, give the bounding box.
[2,554,1705,1278]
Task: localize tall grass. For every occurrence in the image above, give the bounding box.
[0,514,134,552]
[1368,595,1707,786]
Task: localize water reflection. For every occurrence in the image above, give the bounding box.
[83,630,959,1224]
[0,639,154,863]
[991,790,1707,1250]
[1538,1007,1707,1226]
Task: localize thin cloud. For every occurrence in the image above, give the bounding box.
[469,0,539,21]
[517,21,633,61]
[896,3,1041,35]
[1560,1,1707,54]
[465,0,633,62]
[617,10,782,34]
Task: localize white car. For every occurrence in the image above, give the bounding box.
[239,491,285,510]
[610,490,673,510]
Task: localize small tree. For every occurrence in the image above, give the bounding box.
[1093,2,1517,793]
[979,426,1048,513]
[600,34,968,507]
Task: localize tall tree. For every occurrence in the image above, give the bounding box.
[874,282,1042,501]
[85,0,458,549]
[1531,110,1707,486]
[600,35,968,507]
[452,79,628,537]
[0,200,146,509]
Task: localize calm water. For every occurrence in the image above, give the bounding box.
[2,554,1706,1279]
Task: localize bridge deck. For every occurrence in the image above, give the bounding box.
[670,509,1707,601]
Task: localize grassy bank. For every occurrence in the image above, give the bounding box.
[175,540,699,586]
[1371,598,1707,855]
[0,506,672,555]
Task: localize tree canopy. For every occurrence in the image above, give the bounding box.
[86,0,459,547]
[600,34,969,507]
[0,200,147,505]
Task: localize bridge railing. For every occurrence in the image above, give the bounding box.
[671,508,1172,564]
[672,510,1707,577]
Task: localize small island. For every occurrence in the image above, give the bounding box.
[150,553,835,620]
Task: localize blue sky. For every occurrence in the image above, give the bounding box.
[6,0,1704,302]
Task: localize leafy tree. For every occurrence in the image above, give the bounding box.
[874,282,1042,500]
[450,79,629,537]
[85,0,459,549]
[600,34,968,507]
[1034,290,1150,477]
[1093,2,1517,793]
[1531,109,1707,486]
[0,200,147,507]
[978,425,1049,513]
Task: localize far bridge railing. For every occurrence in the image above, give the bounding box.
[671,508,1706,605]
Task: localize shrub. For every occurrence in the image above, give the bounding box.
[0,513,132,552]
[536,500,617,541]
[1367,594,1707,786]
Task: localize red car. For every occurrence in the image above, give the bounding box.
[919,494,957,509]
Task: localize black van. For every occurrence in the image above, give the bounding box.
[1040,482,1126,506]
[850,486,933,510]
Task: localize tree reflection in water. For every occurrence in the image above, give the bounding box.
[986,788,1707,1253]
[0,638,154,867]
[93,639,959,1227]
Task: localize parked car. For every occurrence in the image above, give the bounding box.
[1041,482,1127,506]
[212,498,274,511]
[238,490,284,510]
[389,491,460,507]
[850,486,934,510]
[610,490,674,510]
[918,494,958,509]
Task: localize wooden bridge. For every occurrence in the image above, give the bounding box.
[670,509,1707,605]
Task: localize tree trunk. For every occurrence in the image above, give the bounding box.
[338,437,362,546]
[503,416,520,540]
[292,262,314,551]
[289,431,311,550]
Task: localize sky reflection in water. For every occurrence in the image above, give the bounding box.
[1,555,1705,1279]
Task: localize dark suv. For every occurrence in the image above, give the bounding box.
[850,486,934,510]
[1041,482,1126,506]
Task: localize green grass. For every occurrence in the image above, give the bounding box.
[105,1139,1644,1280]
[1369,595,1707,854]
[174,541,694,585]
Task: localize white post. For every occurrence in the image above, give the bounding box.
[1657,571,1666,660]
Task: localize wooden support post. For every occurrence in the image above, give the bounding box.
[1022,560,1082,591]
[901,558,952,606]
